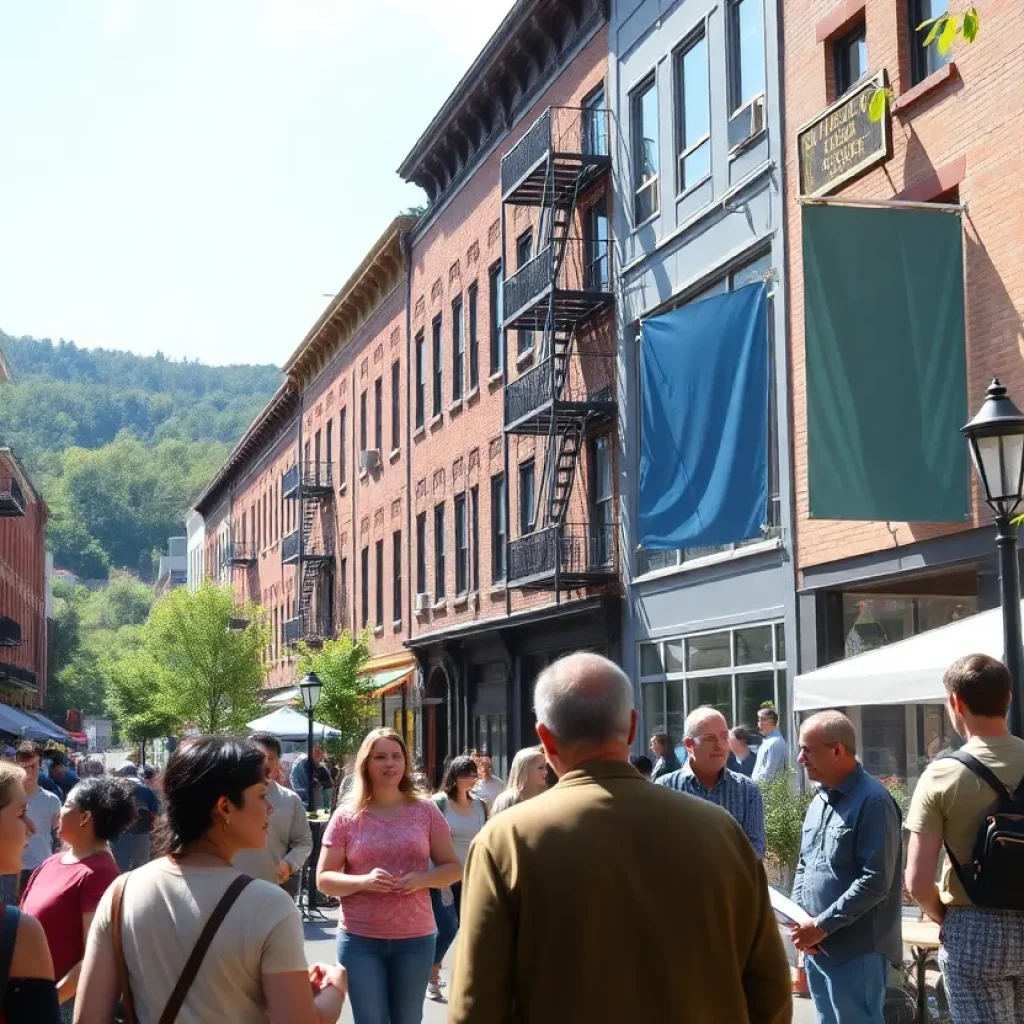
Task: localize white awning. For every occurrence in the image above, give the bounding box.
[794,602,1006,711]
[246,707,341,741]
[264,688,299,706]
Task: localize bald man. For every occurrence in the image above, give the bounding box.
[657,707,766,858]
[449,653,791,1024]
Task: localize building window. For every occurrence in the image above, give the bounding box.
[314,430,322,487]
[434,503,446,599]
[639,622,786,754]
[467,284,479,391]
[326,420,334,482]
[432,316,444,417]
[373,377,383,453]
[516,231,534,357]
[415,331,425,429]
[675,31,711,192]
[392,530,402,625]
[491,473,506,582]
[834,21,867,96]
[519,459,536,535]
[489,262,504,375]
[590,434,614,566]
[359,389,368,454]
[454,492,468,595]
[340,556,348,629]
[584,198,610,292]
[470,484,480,591]
[391,360,401,452]
[728,0,766,111]
[375,539,384,628]
[452,296,464,400]
[416,512,427,596]
[631,77,660,224]
[360,545,369,629]
[582,83,608,158]
[910,0,949,84]
[339,408,347,487]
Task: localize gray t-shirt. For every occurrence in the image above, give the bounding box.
[24,787,61,870]
[434,794,487,867]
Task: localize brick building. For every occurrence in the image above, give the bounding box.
[783,0,1024,780]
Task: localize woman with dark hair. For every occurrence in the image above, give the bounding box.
[317,728,460,1023]
[0,759,61,1020]
[21,776,133,1022]
[425,755,488,1002]
[74,737,347,1024]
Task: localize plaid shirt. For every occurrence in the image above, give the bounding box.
[656,763,765,858]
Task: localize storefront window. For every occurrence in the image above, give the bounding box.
[687,675,732,725]
[842,593,977,658]
[737,670,775,728]
[687,631,731,671]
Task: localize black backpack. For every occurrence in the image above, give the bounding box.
[939,750,1024,910]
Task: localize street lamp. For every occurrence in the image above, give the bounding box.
[963,378,1024,737]
[299,672,323,813]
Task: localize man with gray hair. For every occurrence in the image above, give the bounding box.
[792,710,903,1024]
[657,706,765,857]
[449,651,791,1024]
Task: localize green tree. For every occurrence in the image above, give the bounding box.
[759,768,813,889]
[105,651,180,744]
[295,631,374,754]
[81,572,153,630]
[142,582,268,734]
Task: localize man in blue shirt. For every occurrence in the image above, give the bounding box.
[657,707,765,858]
[752,705,788,782]
[791,710,902,1024]
[113,762,161,870]
[46,750,79,798]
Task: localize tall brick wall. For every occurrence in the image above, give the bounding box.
[782,0,1024,571]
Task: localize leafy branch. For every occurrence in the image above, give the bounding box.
[867,6,979,123]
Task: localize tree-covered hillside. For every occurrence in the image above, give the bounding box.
[0,331,282,577]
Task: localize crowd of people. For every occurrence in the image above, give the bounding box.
[0,648,1020,1022]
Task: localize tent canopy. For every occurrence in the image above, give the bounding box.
[0,704,67,742]
[794,603,1003,712]
[246,706,341,741]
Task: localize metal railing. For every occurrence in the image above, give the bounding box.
[283,616,302,647]
[504,246,555,318]
[283,461,333,498]
[508,521,618,583]
[227,540,257,564]
[282,530,301,563]
[504,348,617,427]
[282,529,334,563]
[501,106,610,196]
[0,477,25,516]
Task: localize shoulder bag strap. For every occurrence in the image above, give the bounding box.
[157,875,253,1024]
[938,750,1013,801]
[0,905,20,1000]
[111,872,136,1024]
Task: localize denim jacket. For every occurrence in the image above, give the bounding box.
[792,764,903,965]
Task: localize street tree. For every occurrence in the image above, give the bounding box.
[143,581,268,734]
[105,650,180,748]
[295,630,374,754]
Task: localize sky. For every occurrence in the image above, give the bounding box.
[0,0,516,367]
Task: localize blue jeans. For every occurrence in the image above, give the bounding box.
[430,889,459,967]
[112,833,151,872]
[805,951,887,1024]
[337,931,436,1024]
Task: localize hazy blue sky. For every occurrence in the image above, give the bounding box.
[0,0,515,366]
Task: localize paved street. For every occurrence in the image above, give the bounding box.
[304,920,817,1022]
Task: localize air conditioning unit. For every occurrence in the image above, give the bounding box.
[727,94,766,152]
[359,449,381,473]
[413,593,431,613]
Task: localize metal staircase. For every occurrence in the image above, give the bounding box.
[547,419,585,526]
[282,461,334,645]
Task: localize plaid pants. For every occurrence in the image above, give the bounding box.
[939,905,1024,1023]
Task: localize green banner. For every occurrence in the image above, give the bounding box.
[803,203,968,522]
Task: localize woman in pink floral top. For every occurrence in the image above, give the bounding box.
[317,728,460,1024]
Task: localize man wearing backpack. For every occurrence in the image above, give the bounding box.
[906,653,1024,1024]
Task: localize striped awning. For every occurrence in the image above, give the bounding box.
[363,666,414,698]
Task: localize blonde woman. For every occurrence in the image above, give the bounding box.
[0,759,61,1020]
[317,728,460,1024]
[490,747,549,817]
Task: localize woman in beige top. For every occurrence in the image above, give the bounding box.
[74,737,346,1024]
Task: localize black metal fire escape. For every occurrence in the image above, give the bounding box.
[282,461,334,645]
[500,104,616,598]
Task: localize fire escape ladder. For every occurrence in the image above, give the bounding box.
[546,418,585,527]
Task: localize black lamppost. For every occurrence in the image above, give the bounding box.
[299,672,323,813]
[963,378,1024,737]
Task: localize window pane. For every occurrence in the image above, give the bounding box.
[683,140,710,188]
[861,705,908,778]
[736,670,775,730]
[775,622,786,661]
[687,674,732,726]
[635,81,659,181]
[664,639,685,673]
[679,35,710,190]
[734,0,765,107]
[666,681,685,758]
[734,625,774,665]
[731,252,772,289]
[687,632,731,670]
[640,643,664,677]
[642,683,666,738]
[642,549,679,573]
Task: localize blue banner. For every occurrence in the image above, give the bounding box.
[639,282,768,550]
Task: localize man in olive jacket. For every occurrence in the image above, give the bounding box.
[449,652,791,1023]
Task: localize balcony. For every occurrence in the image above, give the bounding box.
[0,477,25,518]
[282,461,334,500]
[282,613,333,649]
[0,617,21,647]
[501,105,610,206]
[283,616,302,647]
[227,541,257,566]
[504,351,616,435]
[281,529,335,566]
[502,236,614,334]
[507,521,618,590]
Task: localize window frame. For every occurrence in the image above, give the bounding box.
[373,377,383,453]
[467,283,479,391]
[338,407,347,488]
[470,484,480,592]
[433,502,446,599]
[833,20,868,97]
[416,512,427,596]
[451,295,464,401]
[519,459,536,535]
[359,389,368,454]
[454,492,469,596]
[590,433,614,566]
[491,473,507,582]
[674,28,712,195]
[581,82,608,158]
[432,315,444,417]
[515,231,534,357]
[727,0,767,114]
[392,530,402,625]
[414,331,425,429]
[391,360,401,452]
[375,538,384,628]
[360,545,369,629]
[488,261,504,376]
[630,75,660,225]
[583,197,610,293]
[910,0,950,85]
